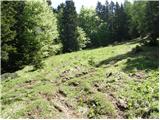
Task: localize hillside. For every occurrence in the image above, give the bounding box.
[1,39,159,119]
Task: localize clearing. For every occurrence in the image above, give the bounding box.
[1,38,159,119]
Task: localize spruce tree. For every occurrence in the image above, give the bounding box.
[19,0,58,68]
[1,0,58,73]
[114,3,129,41]
[1,1,18,73]
[145,1,159,45]
[60,0,79,52]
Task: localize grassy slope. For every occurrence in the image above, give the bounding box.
[1,39,159,119]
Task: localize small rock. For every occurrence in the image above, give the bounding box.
[1,73,18,80]
[109,61,115,65]
[114,64,118,67]
[82,71,88,74]
[106,72,112,78]
[94,83,99,87]
[25,80,32,83]
[59,90,67,97]
[69,82,79,86]
[75,73,82,77]
[117,99,127,110]
[97,88,101,92]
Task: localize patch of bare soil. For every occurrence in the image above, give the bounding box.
[52,91,80,118]
[26,106,42,119]
[18,80,38,89]
[106,93,127,119]
[92,81,127,118]
[39,90,80,118]
[129,71,148,80]
[55,67,96,84]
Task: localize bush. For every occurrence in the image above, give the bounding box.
[88,57,96,66]
[44,44,63,57]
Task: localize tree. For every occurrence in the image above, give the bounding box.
[1,0,58,73]
[77,27,90,49]
[92,22,109,46]
[46,0,52,6]
[126,1,146,38]
[19,0,58,68]
[124,0,136,39]
[60,0,79,52]
[1,1,18,73]
[144,1,159,45]
[79,7,101,47]
[96,0,109,22]
[56,3,65,44]
[114,3,129,41]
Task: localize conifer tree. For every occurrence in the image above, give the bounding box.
[145,1,159,45]
[60,0,79,52]
[1,1,18,73]
[1,0,58,73]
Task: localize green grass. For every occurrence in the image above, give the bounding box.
[1,38,159,119]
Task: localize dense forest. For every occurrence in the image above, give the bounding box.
[1,0,159,119]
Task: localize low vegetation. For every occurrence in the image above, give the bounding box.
[1,0,159,119]
[1,39,159,119]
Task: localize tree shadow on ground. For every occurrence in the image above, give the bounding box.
[111,38,142,47]
[96,44,159,72]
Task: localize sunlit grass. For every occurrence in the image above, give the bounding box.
[1,39,159,119]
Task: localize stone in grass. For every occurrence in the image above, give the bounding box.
[94,83,99,88]
[68,81,79,86]
[106,72,112,78]
[130,71,146,79]
[116,99,127,110]
[1,73,18,81]
[58,89,67,97]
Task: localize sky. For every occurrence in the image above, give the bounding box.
[51,0,133,13]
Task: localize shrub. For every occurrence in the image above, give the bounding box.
[88,57,96,66]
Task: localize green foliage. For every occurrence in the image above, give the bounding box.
[80,1,130,47]
[1,1,18,73]
[45,44,63,56]
[20,0,58,67]
[88,56,96,66]
[0,0,159,118]
[91,22,109,46]
[119,72,159,119]
[78,7,101,47]
[124,0,137,38]
[1,39,158,119]
[1,0,58,73]
[77,27,90,49]
[56,3,65,43]
[124,0,159,45]
[128,1,147,37]
[87,93,116,118]
[144,1,159,45]
[60,0,79,52]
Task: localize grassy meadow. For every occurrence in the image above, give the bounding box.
[1,38,159,119]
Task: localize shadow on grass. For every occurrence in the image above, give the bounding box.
[123,56,158,72]
[111,38,142,47]
[96,45,159,72]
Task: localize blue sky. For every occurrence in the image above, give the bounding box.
[51,0,133,13]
